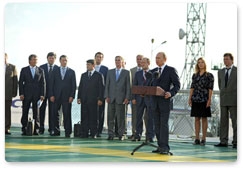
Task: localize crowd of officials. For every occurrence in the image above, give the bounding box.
[5,51,237,155]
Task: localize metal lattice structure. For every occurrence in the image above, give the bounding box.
[180,3,207,89]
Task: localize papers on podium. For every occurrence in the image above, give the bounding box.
[37,99,43,108]
[131,86,165,96]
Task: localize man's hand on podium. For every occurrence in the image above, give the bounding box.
[164,91,171,99]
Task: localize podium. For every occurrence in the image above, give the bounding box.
[131,86,165,96]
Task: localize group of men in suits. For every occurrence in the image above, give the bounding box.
[18,53,76,137]
[18,52,109,138]
[5,51,237,152]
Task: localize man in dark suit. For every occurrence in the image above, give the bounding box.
[132,57,154,142]
[104,56,131,141]
[94,52,108,137]
[49,55,76,138]
[77,59,104,138]
[5,53,18,135]
[19,54,46,135]
[39,52,59,134]
[129,54,143,139]
[214,53,237,148]
[151,52,180,154]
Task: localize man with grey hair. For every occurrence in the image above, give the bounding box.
[129,54,143,139]
[105,56,131,141]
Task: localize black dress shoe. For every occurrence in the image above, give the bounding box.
[39,129,44,134]
[107,136,114,140]
[39,131,44,135]
[152,149,160,153]
[233,144,237,149]
[132,137,141,141]
[65,134,70,138]
[91,135,97,139]
[193,139,200,145]
[128,135,135,139]
[33,131,39,135]
[160,151,173,155]
[148,138,154,143]
[214,143,228,147]
[50,131,60,136]
[80,135,88,138]
[5,131,11,135]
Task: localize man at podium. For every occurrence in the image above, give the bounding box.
[150,52,180,155]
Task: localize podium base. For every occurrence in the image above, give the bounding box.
[130,141,173,156]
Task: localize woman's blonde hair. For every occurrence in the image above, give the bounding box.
[195,57,207,74]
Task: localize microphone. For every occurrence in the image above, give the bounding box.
[151,38,154,44]
[161,41,167,45]
[144,72,152,86]
[152,71,160,79]
[145,71,152,79]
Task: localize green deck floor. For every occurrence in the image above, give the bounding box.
[5,127,237,162]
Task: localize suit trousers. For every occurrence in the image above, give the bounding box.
[152,97,170,151]
[135,97,154,139]
[5,100,12,131]
[219,106,237,144]
[81,102,99,137]
[54,98,72,135]
[39,98,55,132]
[21,97,40,132]
[131,102,137,136]
[97,101,105,134]
[108,102,126,137]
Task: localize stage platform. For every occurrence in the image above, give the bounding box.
[4,127,237,162]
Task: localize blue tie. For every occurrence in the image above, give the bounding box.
[31,67,35,78]
[61,67,66,80]
[116,69,120,81]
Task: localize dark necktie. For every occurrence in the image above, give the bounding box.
[158,67,162,74]
[225,68,231,87]
[143,71,146,81]
[88,71,92,79]
[49,65,53,73]
[48,65,53,76]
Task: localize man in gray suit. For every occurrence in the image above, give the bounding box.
[215,53,237,148]
[105,56,131,141]
[5,53,18,135]
[129,54,143,139]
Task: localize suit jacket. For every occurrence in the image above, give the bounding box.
[152,65,180,98]
[132,70,151,102]
[49,67,76,101]
[19,66,46,100]
[98,65,108,84]
[40,63,59,97]
[218,66,237,106]
[78,71,104,103]
[5,63,18,100]
[104,68,131,104]
[130,66,139,85]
